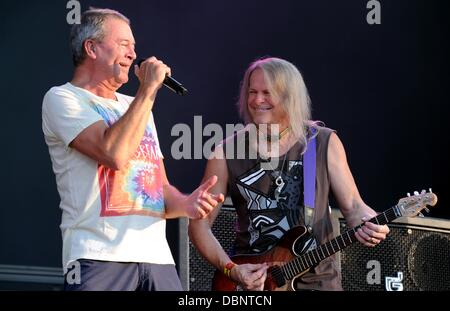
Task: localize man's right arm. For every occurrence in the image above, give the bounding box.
[188,146,231,270]
[188,146,268,291]
[70,58,168,170]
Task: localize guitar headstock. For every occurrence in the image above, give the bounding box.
[397,189,438,217]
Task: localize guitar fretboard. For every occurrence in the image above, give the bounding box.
[277,205,401,281]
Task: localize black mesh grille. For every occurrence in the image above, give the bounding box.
[189,208,450,291]
[340,221,450,291]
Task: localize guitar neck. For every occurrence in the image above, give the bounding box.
[278,205,402,280]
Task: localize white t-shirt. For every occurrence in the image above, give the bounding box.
[42,82,174,272]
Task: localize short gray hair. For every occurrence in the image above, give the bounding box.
[70,8,130,67]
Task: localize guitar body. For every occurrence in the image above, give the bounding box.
[212,225,312,291]
[211,191,437,291]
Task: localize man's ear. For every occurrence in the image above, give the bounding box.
[84,39,97,59]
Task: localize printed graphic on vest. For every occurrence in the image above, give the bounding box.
[236,160,304,253]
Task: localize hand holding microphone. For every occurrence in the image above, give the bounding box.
[136,57,188,96]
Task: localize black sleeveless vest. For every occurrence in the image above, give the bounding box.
[223,126,342,290]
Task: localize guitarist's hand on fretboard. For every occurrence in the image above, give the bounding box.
[355,216,390,247]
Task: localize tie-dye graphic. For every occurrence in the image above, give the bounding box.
[88,99,164,217]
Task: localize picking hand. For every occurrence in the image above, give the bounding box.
[230,263,268,291]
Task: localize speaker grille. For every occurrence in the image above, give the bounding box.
[189,207,237,291]
[189,206,450,291]
[408,232,450,290]
[340,220,450,291]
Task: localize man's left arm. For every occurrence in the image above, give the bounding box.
[159,159,224,219]
[327,133,390,247]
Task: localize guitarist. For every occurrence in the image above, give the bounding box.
[189,57,390,291]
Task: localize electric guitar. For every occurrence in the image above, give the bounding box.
[212,190,438,291]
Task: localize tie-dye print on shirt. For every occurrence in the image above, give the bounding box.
[89,98,164,217]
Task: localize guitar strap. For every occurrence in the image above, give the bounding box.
[303,128,317,227]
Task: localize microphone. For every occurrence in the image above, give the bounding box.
[137,59,188,96]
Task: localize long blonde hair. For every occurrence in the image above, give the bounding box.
[237,57,314,152]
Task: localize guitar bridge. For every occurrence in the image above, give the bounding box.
[270,265,286,287]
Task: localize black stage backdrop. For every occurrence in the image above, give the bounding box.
[0,0,448,274]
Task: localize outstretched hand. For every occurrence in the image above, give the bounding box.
[184,175,225,219]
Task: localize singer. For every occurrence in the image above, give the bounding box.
[41,7,224,291]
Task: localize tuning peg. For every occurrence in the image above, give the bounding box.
[429,188,433,193]
[407,192,411,197]
[420,189,426,194]
[414,191,419,196]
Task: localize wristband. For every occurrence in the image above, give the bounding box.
[223,261,236,278]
